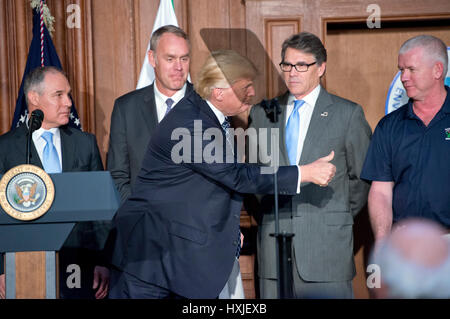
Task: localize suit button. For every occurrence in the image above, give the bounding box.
[233,240,239,246]
[234,214,239,219]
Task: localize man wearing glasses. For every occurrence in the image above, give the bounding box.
[247,32,372,298]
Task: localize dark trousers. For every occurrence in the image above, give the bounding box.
[109,267,185,299]
[58,247,96,299]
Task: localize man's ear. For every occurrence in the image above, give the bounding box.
[433,61,445,80]
[318,61,327,78]
[27,91,40,108]
[148,50,156,68]
[212,88,224,102]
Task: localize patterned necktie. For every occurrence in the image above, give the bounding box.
[221,117,234,156]
[222,117,241,258]
[221,117,231,144]
[164,98,174,117]
[41,131,61,173]
[285,100,305,165]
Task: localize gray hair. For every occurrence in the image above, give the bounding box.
[399,35,448,78]
[281,32,327,66]
[23,66,66,105]
[370,219,450,298]
[150,25,190,52]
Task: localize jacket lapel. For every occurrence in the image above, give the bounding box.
[299,88,333,164]
[60,126,75,171]
[277,92,290,166]
[141,84,159,135]
[140,82,194,135]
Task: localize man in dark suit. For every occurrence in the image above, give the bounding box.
[0,66,108,299]
[248,32,372,298]
[107,50,336,299]
[107,25,193,202]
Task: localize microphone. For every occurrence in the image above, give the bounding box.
[28,109,44,132]
[26,109,44,164]
[260,97,282,123]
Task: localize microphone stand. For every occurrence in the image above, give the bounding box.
[26,109,44,164]
[262,98,295,299]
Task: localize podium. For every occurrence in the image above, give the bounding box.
[0,171,120,299]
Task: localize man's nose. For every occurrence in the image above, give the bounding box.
[64,94,72,107]
[400,70,409,82]
[173,59,182,70]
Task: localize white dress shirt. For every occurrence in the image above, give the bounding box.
[32,127,63,169]
[154,82,187,123]
[284,84,321,165]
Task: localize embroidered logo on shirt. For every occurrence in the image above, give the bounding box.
[445,128,450,140]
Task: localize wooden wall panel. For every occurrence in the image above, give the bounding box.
[265,19,300,98]
[326,19,450,130]
[91,0,137,163]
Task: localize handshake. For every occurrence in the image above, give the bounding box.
[300,151,336,187]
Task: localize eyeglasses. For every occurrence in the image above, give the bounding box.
[279,61,317,72]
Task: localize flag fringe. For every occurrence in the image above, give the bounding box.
[30,0,55,36]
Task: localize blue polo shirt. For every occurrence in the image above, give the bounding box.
[361,86,450,227]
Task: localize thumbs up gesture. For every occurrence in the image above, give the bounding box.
[300,151,336,187]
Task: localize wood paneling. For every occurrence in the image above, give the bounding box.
[15,251,47,299]
[265,19,300,98]
[326,18,450,130]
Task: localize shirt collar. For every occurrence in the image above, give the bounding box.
[206,100,226,125]
[154,81,187,107]
[287,84,321,109]
[405,85,450,119]
[33,126,60,141]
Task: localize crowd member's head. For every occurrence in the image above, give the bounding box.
[148,25,190,97]
[195,50,257,116]
[398,35,447,101]
[24,66,72,129]
[279,32,327,100]
[370,218,450,298]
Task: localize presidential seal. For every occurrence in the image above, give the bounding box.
[0,164,55,221]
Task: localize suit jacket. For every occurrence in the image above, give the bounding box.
[0,124,104,275]
[107,82,194,202]
[248,88,371,283]
[108,91,299,298]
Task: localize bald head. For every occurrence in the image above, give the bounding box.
[389,219,448,267]
[371,218,450,298]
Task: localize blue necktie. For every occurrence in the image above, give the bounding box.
[222,118,241,258]
[41,131,61,173]
[164,98,174,117]
[285,100,305,165]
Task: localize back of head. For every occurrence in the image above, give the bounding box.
[399,35,448,78]
[195,50,257,100]
[370,218,450,298]
[281,32,327,66]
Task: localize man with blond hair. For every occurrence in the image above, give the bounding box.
[106,50,335,299]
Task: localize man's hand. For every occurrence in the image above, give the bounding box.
[92,266,109,299]
[300,151,336,187]
[0,274,5,299]
[240,232,244,248]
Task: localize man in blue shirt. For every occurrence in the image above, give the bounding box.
[361,35,450,244]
